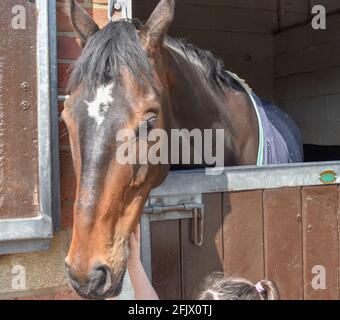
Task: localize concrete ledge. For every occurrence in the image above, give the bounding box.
[0,229,135,300]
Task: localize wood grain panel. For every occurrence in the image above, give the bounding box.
[223,190,264,282]
[134,2,277,33]
[264,188,303,300]
[151,220,182,300]
[302,186,339,300]
[0,0,39,219]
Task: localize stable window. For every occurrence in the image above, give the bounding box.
[0,0,59,254]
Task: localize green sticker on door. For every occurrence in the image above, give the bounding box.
[319,170,337,184]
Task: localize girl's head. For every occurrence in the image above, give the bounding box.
[195,272,280,300]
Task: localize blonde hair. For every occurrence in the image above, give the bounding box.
[195,272,280,300]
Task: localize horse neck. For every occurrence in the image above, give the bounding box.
[162,45,259,166]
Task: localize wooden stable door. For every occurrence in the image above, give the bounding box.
[151,186,340,300]
[0,0,59,254]
[0,1,39,220]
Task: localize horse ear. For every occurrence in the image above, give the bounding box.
[141,0,175,55]
[64,0,99,48]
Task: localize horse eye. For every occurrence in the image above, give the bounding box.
[146,117,156,131]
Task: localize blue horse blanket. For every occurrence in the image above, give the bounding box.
[252,94,304,165]
[224,71,304,165]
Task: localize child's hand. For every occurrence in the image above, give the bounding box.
[126,223,159,300]
[128,223,141,268]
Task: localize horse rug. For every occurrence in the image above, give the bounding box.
[224,71,304,165]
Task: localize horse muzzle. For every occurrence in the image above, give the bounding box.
[66,264,126,299]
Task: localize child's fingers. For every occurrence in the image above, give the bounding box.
[129,230,138,249]
[135,223,141,242]
[128,223,141,252]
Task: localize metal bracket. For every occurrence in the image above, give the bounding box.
[143,194,205,247]
[144,203,205,247]
[58,95,68,102]
[192,206,205,247]
[140,194,204,281]
[108,0,131,20]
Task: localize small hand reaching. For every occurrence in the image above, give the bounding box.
[127,223,159,300]
[128,223,141,269]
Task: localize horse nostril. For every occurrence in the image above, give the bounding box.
[90,265,112,294]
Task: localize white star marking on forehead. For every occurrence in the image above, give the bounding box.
[85,83,114,126]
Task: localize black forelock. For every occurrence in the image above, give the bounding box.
[67,19,152,95]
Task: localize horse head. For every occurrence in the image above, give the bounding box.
[62,0,175,299]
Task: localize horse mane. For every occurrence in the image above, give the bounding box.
[164,37,241,91]
[67,19,241,95]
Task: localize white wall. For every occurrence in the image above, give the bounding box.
[275,14,340,146]
[133,0,276,100]
[277,0,340,30]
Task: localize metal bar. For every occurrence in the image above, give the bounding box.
[143,203,203,214]
[58,95,69,102]
[0,239,52,255]
[37,0,54,240]
[192,208,204,247]
[0,216,52,241]
[108,0,132,21]
[148,211,193,222]
[150,162,340,197]
[49,0,61,233]
[108,0,116,20]
[140,213,152,282]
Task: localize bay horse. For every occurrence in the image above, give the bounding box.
[62,0,303,299]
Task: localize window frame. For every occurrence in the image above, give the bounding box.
[0,0,60,254]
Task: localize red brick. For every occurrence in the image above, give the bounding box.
[90,8,109,28]
[60,151,76,201]
[57,36,81,60]
[58,63,73,89]
[61,200,74,229]
[60,150,76,229]
[58,101,64,113]
[57,5,74,33]
[57,3,112,32]
[57,0,85,3]
[88,0,108,4]
[59,120,71,147]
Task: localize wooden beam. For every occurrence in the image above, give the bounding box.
[276,0,285,32]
